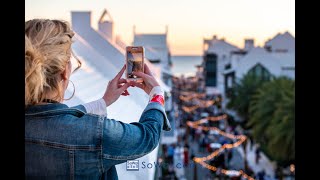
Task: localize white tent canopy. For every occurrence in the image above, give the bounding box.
[62,11,174,180]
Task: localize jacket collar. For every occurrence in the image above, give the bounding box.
[25,103,69,115]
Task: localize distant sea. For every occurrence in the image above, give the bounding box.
[171,55,202,77]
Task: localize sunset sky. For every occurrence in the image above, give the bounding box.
[25,0,295,55]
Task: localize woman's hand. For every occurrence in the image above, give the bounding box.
[131,63,160,95]
[103,65,131,106]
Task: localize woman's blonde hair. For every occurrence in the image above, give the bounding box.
[25,19,75,106]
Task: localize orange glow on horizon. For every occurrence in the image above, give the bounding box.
[26,0,295,56]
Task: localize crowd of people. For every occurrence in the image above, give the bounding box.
[158,75,256,179]
[158,75,295,180]
[157,71,297,180]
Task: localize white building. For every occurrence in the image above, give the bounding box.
[232,47,282,79]
[64,10,173,180]
[202,32,295,99]
[98,9,114,42]
[202,35,240,95]
[224,32,295,95]
[265,31,295,53]
[133,26,172,70]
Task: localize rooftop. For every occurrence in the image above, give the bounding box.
[134,34,168,49]
[264,31,295,52]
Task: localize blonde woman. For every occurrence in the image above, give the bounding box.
[25,19,171,179]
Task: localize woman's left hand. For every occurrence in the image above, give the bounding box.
[103,65,131,106]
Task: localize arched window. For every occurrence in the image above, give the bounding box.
[248,63,272,80]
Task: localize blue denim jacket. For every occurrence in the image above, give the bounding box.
[25,102,171,180]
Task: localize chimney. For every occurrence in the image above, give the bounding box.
[71,11,92,32]
[244,39,254,51]
[98,9,114,40]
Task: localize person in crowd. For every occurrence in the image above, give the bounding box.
[255,144,262,164]
[167,144,175,164]
[183,144,189,166]
[257,169,266,180]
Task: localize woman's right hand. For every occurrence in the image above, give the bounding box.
[103,65,131,107]
[131,63,160,95]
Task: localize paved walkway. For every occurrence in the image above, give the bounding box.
[172,136,214,180]
[229,148,245,170]
[188,139,218,180]
[236,140,277,179]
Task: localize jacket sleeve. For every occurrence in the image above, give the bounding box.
[102,102,171,166]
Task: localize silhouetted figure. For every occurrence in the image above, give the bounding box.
[183,144,190,166]
[231,176,241,180]
[227,149,233,165]
[257,169,265,180]
[201,135,209,153]
[167,144,175,164]
[255,145,261,164]
[191,154,198,180]
[275,166,284,180]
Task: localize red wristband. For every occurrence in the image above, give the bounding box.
[150,95,165,106]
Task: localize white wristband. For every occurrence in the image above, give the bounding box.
[149,86,164,101]
[82,98,107,116]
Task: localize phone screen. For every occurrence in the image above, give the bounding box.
[127,50,143,78]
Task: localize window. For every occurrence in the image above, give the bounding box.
[255,65,262,76]
[248,64,272,80]
[205,54,217,72]
[282,67,295,70]
[225,63,231,70]
[206,72,216,86]
[206,60,216,72]
[265,46,272,52]
[205,53,218,86]
[275,49,288,53]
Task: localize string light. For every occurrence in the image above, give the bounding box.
[177,90,255,179]
[207,114,227,121]
[184,108,254,179]
[179,95,215,105]
[181,101,216,113]
[179,95,195,102]
[179,93,207,102]
[179,92,218,113]
[182,106,199,113]
[187,117,254,179]
[198,99,215,106]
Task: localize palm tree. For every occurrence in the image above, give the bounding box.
[227,73,269,129]
[266,79,295,163]
[248,77,295,164]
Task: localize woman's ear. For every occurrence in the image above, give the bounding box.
[61,69,68,81]
[61,62,72,81]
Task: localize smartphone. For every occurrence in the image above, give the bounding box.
[126,46,144,83]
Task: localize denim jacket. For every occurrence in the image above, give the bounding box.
[25,102,171,180]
